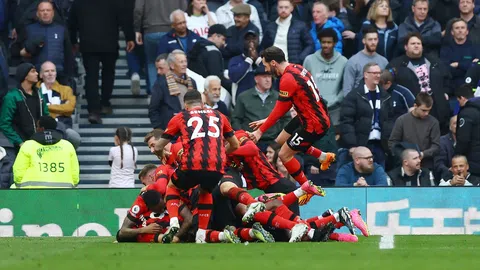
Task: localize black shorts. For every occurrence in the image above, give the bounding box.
[172,170,223,193]
[210,185,242,230]
[284,116,325,152]
[264,177,300,216]
[218,168,246,188]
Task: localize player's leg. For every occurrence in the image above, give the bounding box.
[165,170,193,230]
[264,177,300,215]
[219,169,258,206]
[204,228,241,243]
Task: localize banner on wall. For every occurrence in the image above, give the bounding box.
[1,188,479,237]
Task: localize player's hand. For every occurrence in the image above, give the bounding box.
[141,223,162,234]
[247,130,262,143]
[310,166,320,175]
[140,185,149,192]
[172,236,180,243]
[249,118,266,130]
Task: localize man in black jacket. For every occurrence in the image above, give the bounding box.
[388,148,433,186]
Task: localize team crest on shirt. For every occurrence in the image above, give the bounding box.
[466,77,472,84]
[459,118,465,128]
[279,90,289,97]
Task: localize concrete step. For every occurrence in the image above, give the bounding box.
[78,123,152,129]
[80,160,158,166]
[78,154,154,162]
[77,150,151,156]
[77,146,150,153]
[78,126,152,135]
[79,97,149,106]
[79,117,151,125]
[79,113,148,119]
[80,136,151,144]
[77,184,143,188]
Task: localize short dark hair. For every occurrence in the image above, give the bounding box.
[142,190,162,209]
[261,46,286,63]
[362,26,378,38]
[144,129,164,143]
[454,83,475,99]
[404,32,423,47]
[184,90,203,104]
[414,92,433,107]
[138,164,157,182]
[317,28,338,43]
[37,0,54,10]
[451,18,467,28]
[324,0,340,15]
[38,116,57,130]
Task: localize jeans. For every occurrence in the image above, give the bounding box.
[126,44,145,78]
[144,32,166,94]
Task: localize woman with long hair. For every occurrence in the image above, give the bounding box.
[186,0,217,39]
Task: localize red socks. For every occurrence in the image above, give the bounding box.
[253,211,296,230]
[274,204,300,222]
[235,228,254,241]
[305,215,342,229]
[227,187,257,205]
[165,186,181,219]
[198,192,213,230]
[279,192,298,206]
[282,158,308,185]
[306,146,322,159]
[205,230,220,243]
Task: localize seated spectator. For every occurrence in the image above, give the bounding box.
[186,0,218,39]
[224,4,261,60]
[109,127,138,188]
[303,28,347,127]
[434,115,457,181]
[356,0,398,61]
[440,19,479,91]
[379,68,415,119]
[444,0,480,45]
[0,132,15,188]
[37,61,81,149]
[439,155,480,186]
[232,65,290,151]
[149,50,197,130]
[138,164,158,186]
[12,115,79,189]
[216,0,263,40]
[202,75,229,117]
[388,149,433,186]
[336,146,388,186]
[309,1,344,54]
[397,0,442,56]
[0,63,49,149]
[261,0,314,64]
[388,92,441,171]
[342,27,388,95]
[12,1,74,84]
[156,10,202,56]
[265,142,281,164]
[155,54,169,77]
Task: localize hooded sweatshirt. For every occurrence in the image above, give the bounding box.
[303,51,348,108]
[455,97,480,175]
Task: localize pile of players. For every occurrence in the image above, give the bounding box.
[116,46,369,244]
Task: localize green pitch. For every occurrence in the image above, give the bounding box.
[1,236,479,270]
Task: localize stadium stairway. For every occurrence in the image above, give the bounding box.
[76,38,157,188]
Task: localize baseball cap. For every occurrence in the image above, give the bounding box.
[232,4,251,15]
[244,30,258,39]
[208,24,229,38]
[254,64,269,76]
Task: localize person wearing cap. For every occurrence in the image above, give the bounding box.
[0,63,49,150]
[216,0,263,40]
[232,64,290,151]
[187,24,232,92]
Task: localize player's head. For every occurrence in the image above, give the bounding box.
[36,115,57,132]
[412,92,433,119]
[401,149,421,172]
[184,90,204,110]
[142,190,165,213]
[352,147,375,174]
[451,155,469,177]
[144,129,171,160]
[455,83,474,107]
[139,164,158,186]
[261,46,286,77]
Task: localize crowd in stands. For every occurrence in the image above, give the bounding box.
[1,0,480,188]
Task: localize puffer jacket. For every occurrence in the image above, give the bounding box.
[309,17,344,53]
[356,20,398,61]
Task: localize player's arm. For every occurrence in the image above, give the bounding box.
[222,114,240,154]
[154,116,180,157]
[118,216,161,238]
[176,205,193,239]
[230,134,258,157]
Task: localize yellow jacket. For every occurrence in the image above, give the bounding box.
[13,130,79,188]
[36,81,76,119]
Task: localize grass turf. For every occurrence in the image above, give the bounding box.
[1,236,479,270]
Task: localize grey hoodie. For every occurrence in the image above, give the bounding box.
[303,51,348,108]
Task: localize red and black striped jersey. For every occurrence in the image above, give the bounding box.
[162,107,234,173]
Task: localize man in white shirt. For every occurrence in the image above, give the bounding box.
[439,155,480,186]
[216,0,263,41]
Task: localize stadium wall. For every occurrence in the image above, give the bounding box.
[0,188,479,237]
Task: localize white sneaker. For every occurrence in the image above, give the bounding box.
[130,73,140,95]
[241,202,266,223]
[195,230,207,244]
[289,223,308,243]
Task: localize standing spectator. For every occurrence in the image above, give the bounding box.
[0,131,15,188]
[186,0,218,39]
[156,10,202,56]
[0,0,15,55]
[342,27,388,95]
[69,0,136,124]
[109,127,138,188]
[379,68,415,119]
[155,54,169,76]
[148,50,197,130]
[444,0,480,45]
[0,63,49,149]
[434,115,457,181]
[356,0,398,61]
[261,0,314,64]
[388,92,441,170]
[223,4,260,60]
[387,32,452,133]
[216,0,263,40]
[134,0,188,94]
[309,1,344,53]
[429,0,460,31]
[0,42,8,96]
[454,84,480,177]
[397,0,442,55]
[336,146,388,186]
[439,155,480,186]
[303,28,347,127]
[388,148,433,186]
[12,116,79,189]
[202,75,229,117]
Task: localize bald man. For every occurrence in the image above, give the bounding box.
[336,147,388,186]
[388,149,433,186]
[439,155,480,186]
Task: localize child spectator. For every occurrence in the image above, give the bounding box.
[108,127,138,188]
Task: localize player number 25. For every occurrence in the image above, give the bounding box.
[187,116,220,139]
[306,79,320,102]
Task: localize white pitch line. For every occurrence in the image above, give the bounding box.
[379,235,395,249]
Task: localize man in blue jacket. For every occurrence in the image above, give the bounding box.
[336,146,388,186]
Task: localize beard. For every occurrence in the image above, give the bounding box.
[360,163,375,174]
[366,45,377,53]
[208,92,220,103]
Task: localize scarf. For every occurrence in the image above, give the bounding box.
[166,72,195,96]
[365,84,381,140]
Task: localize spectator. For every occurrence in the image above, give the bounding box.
[232,65,290,150]
[342,27,388,95]
[434,115,457,181]
[37,61,81,149]
[0,43,8,96]
[340,62,394,168]
[155,54,169,76]
[149,50,197,129]
[186,0,218,39]
[440,19,479,91]
[303,28,347,127]
[134,0,188,93]
[439,155,480,186]
[429,0,460,31]
[379,68,415,119]
[12,1,74,83]
[261,0,314,64]
[356,0,398,61]
[12,115,79,189]
[336,146,388,186]
[69,0,135,124]
[0,63,49,149]
[216,0,263,40]
[138,163,157,186]
[228,31,261,104]
[388,148,433,186]
[0,0,15,54]
[444,0,480,45]
[388,92,441,170]
[309,1,344,54]
[454,83,480,177]
[387,32,452,133]
[109,127,138,188]
[156,10,202,56]
[397,0,442,56]
[202,75,229,117]
[265,142,281,164]
[0,131,15,188]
